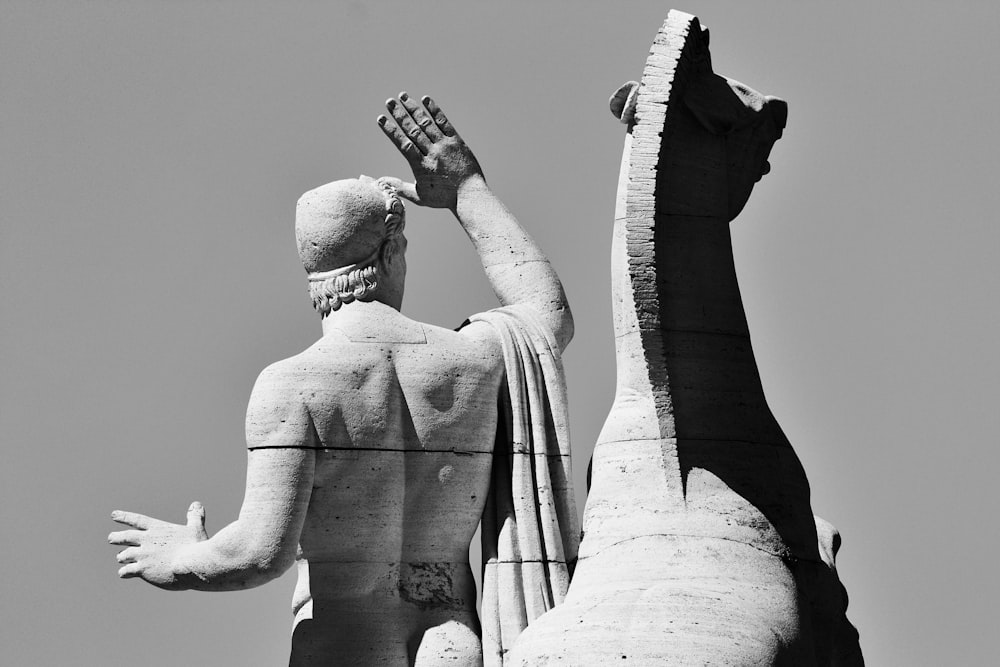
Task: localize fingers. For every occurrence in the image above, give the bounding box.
[387,94,431,154]
[376,177,419,203]
[118,562,143,579]
[108,529,145,546]
[186,501,205,527]
[187,501,208,540]
[378,115,422,165]
[377,93,459,164]
[116,546,140,564]
[421,96,457,138]
[111,510,159,530]
[399,94,444,142]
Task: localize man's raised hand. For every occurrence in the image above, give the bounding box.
[377,93,482,210]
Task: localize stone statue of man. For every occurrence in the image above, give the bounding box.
[108,94,578,666]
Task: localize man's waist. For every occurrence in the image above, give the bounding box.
[295,559,477,609]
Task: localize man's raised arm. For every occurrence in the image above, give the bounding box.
[377,93,573,351]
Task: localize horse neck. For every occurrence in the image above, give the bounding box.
[609,130,784,446]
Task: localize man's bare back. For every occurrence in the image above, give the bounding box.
[260,304,503,663]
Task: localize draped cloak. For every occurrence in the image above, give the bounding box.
[467,305,580,667]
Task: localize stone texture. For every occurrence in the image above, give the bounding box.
[509,10,862,666]
[110,94,577,666]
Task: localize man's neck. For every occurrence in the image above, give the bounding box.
[321,299,394,331]
[319,299,426,344]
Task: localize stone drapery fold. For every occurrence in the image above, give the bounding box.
[468,305,579,667]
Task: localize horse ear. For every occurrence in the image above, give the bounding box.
[609,81,640,124]
[766,96,788,136]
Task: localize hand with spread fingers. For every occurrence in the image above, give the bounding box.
[377,93,482,210]
[377,90,573,351]
[108,502,209,590]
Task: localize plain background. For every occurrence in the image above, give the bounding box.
[3,1,998,665]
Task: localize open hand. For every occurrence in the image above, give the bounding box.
[108,502,209,590]
[377,93,482,210]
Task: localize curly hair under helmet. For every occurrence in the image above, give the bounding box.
[297,177,405,317]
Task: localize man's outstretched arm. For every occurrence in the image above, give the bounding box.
[378,93,573,351]
[109,364,315,591]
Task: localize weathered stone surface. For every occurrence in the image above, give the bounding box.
[109,95,578,665]
[510,10,862,665]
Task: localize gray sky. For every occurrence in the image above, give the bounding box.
[3,2,998,664]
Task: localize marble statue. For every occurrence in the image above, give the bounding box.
[109,95,578,666]
[508,11,863,666]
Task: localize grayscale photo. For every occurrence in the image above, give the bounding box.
[3,2,997,665]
